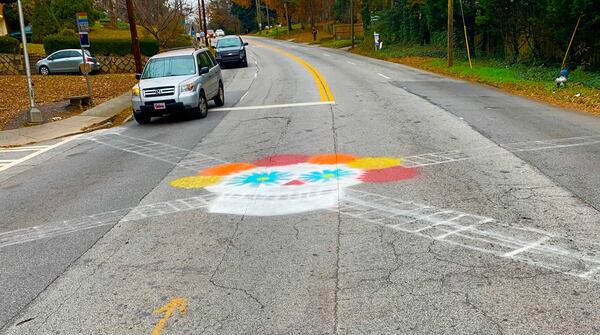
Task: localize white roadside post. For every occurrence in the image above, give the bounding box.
[373,32,380,51]
[17,0,42,124]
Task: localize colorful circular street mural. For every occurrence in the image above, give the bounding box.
[170,153,418,216]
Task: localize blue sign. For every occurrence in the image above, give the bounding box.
[79,32,90,48]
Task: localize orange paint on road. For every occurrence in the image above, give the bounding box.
[309,153,357,164]
[200,162,256,176]
[151,297,187,335]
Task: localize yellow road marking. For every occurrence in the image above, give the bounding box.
[151,297,187,335]
[254,42,335,102]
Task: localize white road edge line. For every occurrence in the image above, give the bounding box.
[0,134,83,173]
[347,61,355,65]
[212,101,336,112]
[378,73,391,80]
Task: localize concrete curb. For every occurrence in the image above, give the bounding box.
[0,93,131,148]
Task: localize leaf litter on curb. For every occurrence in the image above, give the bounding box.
[0,74,136,130]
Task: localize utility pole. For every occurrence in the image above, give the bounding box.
[350,0,355,48]
[196,0,203,45]
[125,0,143,74]
[17,0,41,124]
[201,0,208,45]
[284,0,290,37]
[266,1,270,30]
[447,0,454,67]
[256,0,262,32]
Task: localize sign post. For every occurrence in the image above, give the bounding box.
[77,12,93,104]
[17,0,42,124]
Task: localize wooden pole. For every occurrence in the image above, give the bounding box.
[125,0,142,74]
[350,0,355,48]
[561,14,582,69]
[447,0,453,67]
[458,0,472,68]
[201,0,208,45]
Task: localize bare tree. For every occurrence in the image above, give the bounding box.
[134,0,191,47]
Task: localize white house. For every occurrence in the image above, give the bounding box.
[0,4,8,36]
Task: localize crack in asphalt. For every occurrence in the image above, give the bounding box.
[330,102,342,335]
[464,292,505,335]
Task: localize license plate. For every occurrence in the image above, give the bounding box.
[154,102,166,110]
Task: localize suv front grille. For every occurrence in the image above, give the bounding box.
[143,86,175,97]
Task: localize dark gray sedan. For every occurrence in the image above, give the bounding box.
[35,49,100,75]
[214,36,248,67]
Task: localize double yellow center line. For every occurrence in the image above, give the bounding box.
[254,42,335,103]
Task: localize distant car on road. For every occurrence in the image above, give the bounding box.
[215,29,225,37]
[35,49,100,75]
[131,47,224,124]
[214,35,248,67]
[207,30,215,39]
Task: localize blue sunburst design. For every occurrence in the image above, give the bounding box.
[300,169,355,183]
[229,171,292,186]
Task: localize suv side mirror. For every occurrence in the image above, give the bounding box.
[244,42,248,46]
[200,66,209,75]
[135,73,141,80]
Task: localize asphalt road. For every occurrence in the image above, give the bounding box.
[1,37,600,334]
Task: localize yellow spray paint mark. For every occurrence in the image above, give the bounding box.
[254,42,335,102]
[346,157,402,170]
[151,297,187,335]
[170,175,222,189]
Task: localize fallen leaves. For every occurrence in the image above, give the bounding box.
[0,74,136,129]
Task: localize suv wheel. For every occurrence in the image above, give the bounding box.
[39,66,50,76]
[133,111,151,124]
[214,83,224,107]
[197,91,208,119]
[241,57,248,67]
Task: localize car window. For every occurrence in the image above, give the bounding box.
[197,52,212,68]
[52,51,69,60]
[217,38,242,48]
[141,55,196,79]
[67,51,81,58]
[205,51,217,66]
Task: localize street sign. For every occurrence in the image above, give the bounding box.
[79,32,90,48]
[77,12,89,33]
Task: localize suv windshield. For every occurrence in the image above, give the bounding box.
[142,55,196,79]
[217,38,242,48]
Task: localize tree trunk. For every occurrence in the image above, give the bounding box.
[108,0,117,27]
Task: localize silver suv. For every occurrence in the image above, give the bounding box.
[131,47,224,124]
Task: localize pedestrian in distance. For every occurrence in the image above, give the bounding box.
[312,26,318,41]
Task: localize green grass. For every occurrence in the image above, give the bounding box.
[89,22,151,39]
[24,43,45,55]
[426,58,600,89]
[255,23,303,38]
[321,39,355,49]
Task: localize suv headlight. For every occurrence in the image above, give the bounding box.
[132,85,140,96]
[179,82,195,93]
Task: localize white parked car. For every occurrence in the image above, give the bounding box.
[215,29,225,37]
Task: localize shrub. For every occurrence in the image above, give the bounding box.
[43,35,160,57]
[164,34,192,49]
[58,28,78,38]
[0,36,20,54]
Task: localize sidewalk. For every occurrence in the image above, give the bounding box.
[0,94,131,147]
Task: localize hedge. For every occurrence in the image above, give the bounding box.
[0,36,20,54]
[43,35,160,57]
